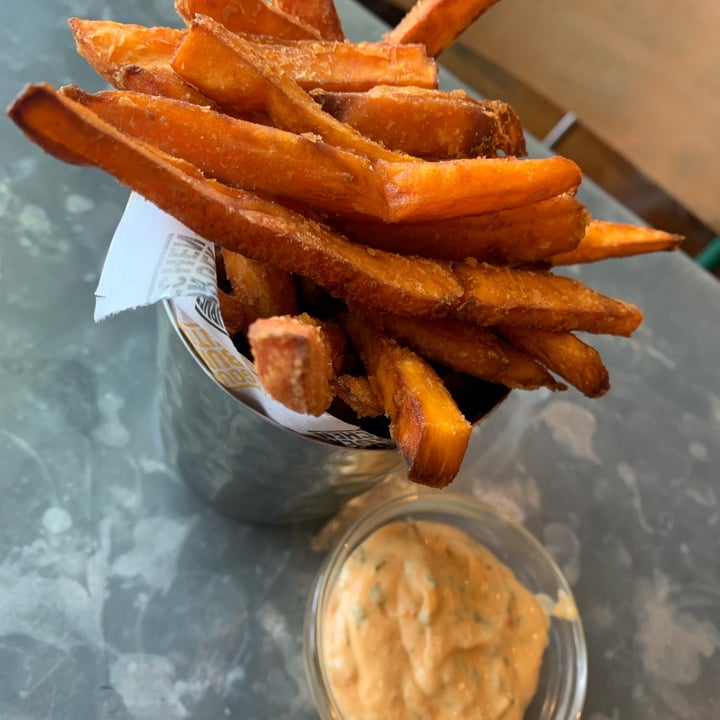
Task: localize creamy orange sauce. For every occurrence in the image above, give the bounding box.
[322,519,549,720]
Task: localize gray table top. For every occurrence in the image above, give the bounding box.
[1,1,719,718]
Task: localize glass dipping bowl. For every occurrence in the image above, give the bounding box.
[304,491,587,720]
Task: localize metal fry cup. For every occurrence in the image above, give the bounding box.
[157,302,403,524]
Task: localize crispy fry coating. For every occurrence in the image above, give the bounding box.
[312,86,526,159]
[63,83,576,224]
[333,374,383,418]
[68,19,184,83]
[8,84,465,317]
[360,312,508,381]
[247,313,344,415]
[218,249,297,335]
[68,19,210,104]
[454,261,643,335]
[344,314,472,488]
[252,39,436,91]
[174,15,437,94]
[9,85,643,341]
[61,87,387,218]
[222,250,297,313]
[499,327,610,398]
[111,64,212,104]
[217,289,251,337]
[362,311,564,391]
[551,220,684,265]
[272,0,345,41]
[172,19,580,220]
[175,0,322,39]
[385,0,501,57]
[8,0,672,488]
[171,17,410,161]
[494,340,566,392]
[336,194,589,263]
[375,155,581,221]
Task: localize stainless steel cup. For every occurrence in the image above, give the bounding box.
[156,303,402,524]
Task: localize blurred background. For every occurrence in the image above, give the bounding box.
[360,0,720,277]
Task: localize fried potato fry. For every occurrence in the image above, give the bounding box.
[175,0,322,39]
[312,86,526,159]
[63,82,580,224]
[12,83,641,342]
[454,261,643,336]
[111,64,212,104]
[272,0,344,41]
[9,84,466,318]
[247,313,344,415]
[333,374,383,418]
[68,19,210,104]
[173,20,579,220]
[171,17,409,162]
[336,194,588,263]
[68,19,183,83]
[61,86,387,218]
[499,327,609,397]
[172,20,580,221]
[494,341,567,392]
[7,0,677,488]
[252,39,436,91]
[361,311,564,391]
[343,314,472,488]
[70,15,433,101]
[174,14,437,94]
[360,312,508,381]
[375,155,582,221]
[218,249,298,335]
[550,220,684,266]
[385,0,501,57]
[217,289,251,337]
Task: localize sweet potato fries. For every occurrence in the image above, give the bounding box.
[7,0,682,488]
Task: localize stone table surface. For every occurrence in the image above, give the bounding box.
[1,1,718,719]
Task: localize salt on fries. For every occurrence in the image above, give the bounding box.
[248,313,346,417]
[8,0,682,487]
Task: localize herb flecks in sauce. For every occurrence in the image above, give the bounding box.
[322,520,550,720]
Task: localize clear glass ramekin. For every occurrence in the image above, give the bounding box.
[304,491,587,720]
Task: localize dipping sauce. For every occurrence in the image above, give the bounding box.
[321,519,549,720]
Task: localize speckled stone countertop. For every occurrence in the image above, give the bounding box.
[1,1,719,718]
